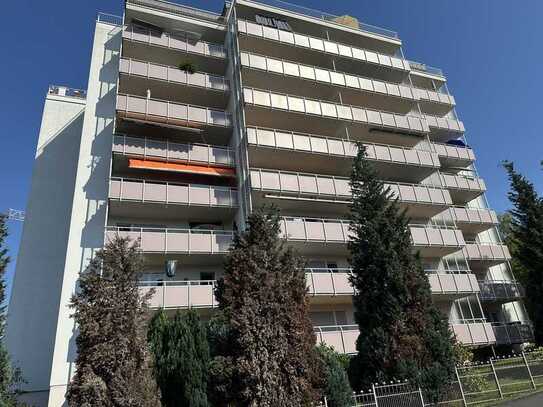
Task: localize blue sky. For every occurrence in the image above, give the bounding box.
[1,0,541,299]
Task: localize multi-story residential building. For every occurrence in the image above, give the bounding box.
[6,0,533,405]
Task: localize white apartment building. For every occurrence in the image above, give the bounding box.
[6,0,532,405]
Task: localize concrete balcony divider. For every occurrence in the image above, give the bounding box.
[119,58,229,91]
[112,135,235,166]
[105,227,233,254]
[247,127,440,168]
[314,325,359,354]
[428,273,480,295]
[109,178,238,207]
[240,52,416,100]
[478,280,525,302]
[237,19,410,71]
[463,242,511,263]
[450,321,496,346]
[431,142,475,163]
[122,24,226,58]
[140,280,217,309]
[116,94,232,127]
[250,168,452,208]
[243,87,429,133]
[492,323,534,345]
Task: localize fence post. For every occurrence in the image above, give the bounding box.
[323,396,328,407]
[521,351,537,390]
[371,383,379,407]
[416,386,425,406]
[455,366,468,407]
[489,358,503,399]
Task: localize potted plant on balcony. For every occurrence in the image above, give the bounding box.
[179,61,197,74]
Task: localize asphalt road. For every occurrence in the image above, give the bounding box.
[501,391,543,406]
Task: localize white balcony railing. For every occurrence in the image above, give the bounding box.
[105,227,233,254]
[449,207,498,226]
[431,141,475,163]
[122,24,226,58]
[478,280,525,301]
[119,58,229,91]
[413,87,455,106]
[109,178,238,207]
[240,52,416,101]
[424,114,465,134]
[409,224,465,249]
[237,19,409,71]
[140,280,217,309]
[306,268,355,296]
[247,127,440,168]
[116,94,232,127]
[243,88,429,133]
[463,242,511,263]
[440,172,486,193]
[450,320,496,346]
[112,134,235,166]
[250,168,452,206]
[314,325,359,354]
[428,273,480,295]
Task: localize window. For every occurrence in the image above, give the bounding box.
[255,14,292,31]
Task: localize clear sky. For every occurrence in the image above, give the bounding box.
[1,0,541,300]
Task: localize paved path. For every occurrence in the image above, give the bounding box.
[500,391,543,406]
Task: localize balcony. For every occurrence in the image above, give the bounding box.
[121,24,226,73]
[424,114,465,142]
[141,280,217,309]
[278,217,464,258]
[408,60,445,79]
[119,58,229,108]
[447,207,498,234]
[243,87,429,139]
[240,51,417,113]
[306,268,354,304]
[439,172,486,204]
[463,242,511,268]
[108,178,238,221]
[116,94,231,144]
[431,141,475,168]
[246,126,440,181]
[105,227,233,264]
[314,325,359,354]
[237,19,409,82]
[250,168,452,218]
[414,87,455,116]
[450,320,496,346]
[492,323,534,345]
[112,135,235,167]
[428,272,480,300]
[478,280,525,303]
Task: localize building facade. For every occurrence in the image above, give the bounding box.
[6,0,533,405]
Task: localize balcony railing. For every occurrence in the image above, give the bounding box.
[247,127,440,168]
[409,224,465,249]
[431,141,475,163]
[449,207,498,226]
[427,272,479,295]
[424,114,465,134]
[48,85,86,99]
[105,227,233,254]
[243,0,399,39]
[478,280,525,302]
[408,60,444,78]
[463,242,511,263]
[112,135,235,166]
[122,24,226,58]
[126,0,225,24]
[109,178,238,207]
[440,172,486,193]
[413,86,455,106]
[450,320,496,346]
[237,19,408,71]
[306,268,354,296]
[314,325,359,354]
[120,58,229,91]
[243,87,428,133]
[240,51,416,101]
[116,94,232,127]
[250,169,451,207]
[140,280,217,309]
[492,323,534,345]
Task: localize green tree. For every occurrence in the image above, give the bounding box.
[498,213,527,283]
[316,345,352,407]
[0,214,22,406]
[66,236,161,407]
[503,161,543,344]
[347,145,456,400]
[147,309,210,407]
[214,208,323,406]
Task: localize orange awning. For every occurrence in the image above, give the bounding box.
[128,158,236,178]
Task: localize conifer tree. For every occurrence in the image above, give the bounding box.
[503,161,543,344]
[66,236,161,407]
[215,208,323,406]
[316,345,352,407]
[147,309,210,407]
[347,145,455,399]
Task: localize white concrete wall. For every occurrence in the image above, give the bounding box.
[5,93,86,406]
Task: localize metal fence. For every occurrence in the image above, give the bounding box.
[317,351,543,407]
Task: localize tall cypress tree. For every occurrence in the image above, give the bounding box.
[66,236,161,407]
[503,161,543,344]
[215,208,323,406]
[347,145,455,399]
[147,309,210,407]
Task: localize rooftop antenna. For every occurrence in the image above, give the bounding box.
[7,209,25,222]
